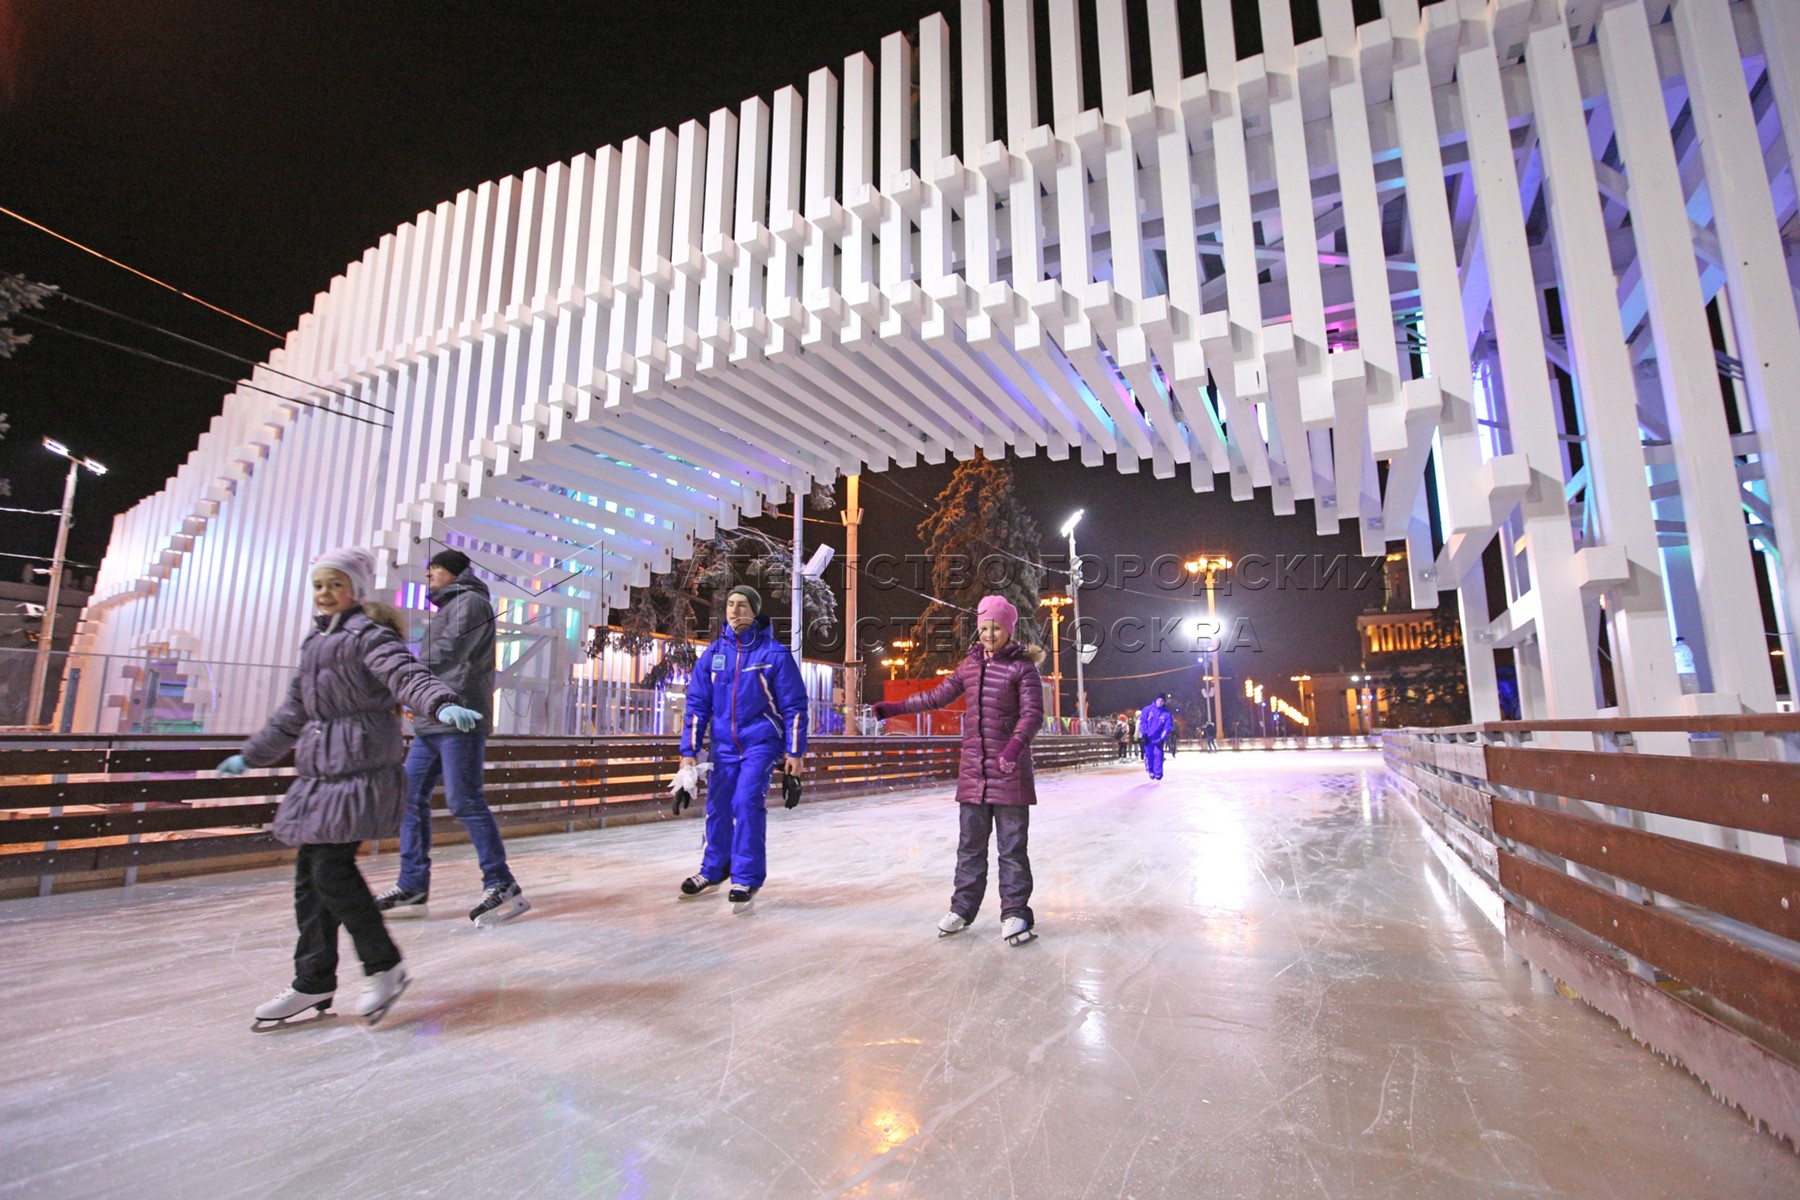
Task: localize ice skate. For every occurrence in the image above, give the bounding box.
[354,963,410,1025]
[374,886,429,918]
[728,885,758,913]
[251,986,334,1032]
[680,873,721,897]
[937,912,970,938]
[1000,916,1038,946]
[469,882,530,928]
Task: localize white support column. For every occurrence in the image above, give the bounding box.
[1525,14,1680,717]
[1598,2,1773,712]
[1458,11,1596,720]
[1671,0,1800,685]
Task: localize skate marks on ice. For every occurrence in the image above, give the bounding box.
[4,752,1800,1197]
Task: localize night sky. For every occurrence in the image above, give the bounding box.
[0,0,1391,717]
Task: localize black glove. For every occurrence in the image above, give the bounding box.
[672,788,691,816]
[782,772,802,809]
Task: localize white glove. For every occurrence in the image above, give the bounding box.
[670,761,712,814]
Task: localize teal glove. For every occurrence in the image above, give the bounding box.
[217,754,247,776]
[437,705,482,733]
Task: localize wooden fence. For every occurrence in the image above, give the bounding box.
[1383,716,1800,1147]
[0,733,1117,894]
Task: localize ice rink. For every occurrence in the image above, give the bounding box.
[4,749,1796,1198]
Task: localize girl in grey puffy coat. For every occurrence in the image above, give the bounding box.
[873,594,1046,945]
[219,547,480,1028]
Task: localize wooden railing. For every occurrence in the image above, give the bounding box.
[0,733,1118,892]
[1383,717,1800,1146]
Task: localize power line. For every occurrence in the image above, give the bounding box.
[55,291,391,417]
[14,312,391,431]
[0,205,284,339]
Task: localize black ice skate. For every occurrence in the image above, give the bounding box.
[728,885,758,913]
[469,882,530,928]
[1000,916,1038,946]
[354,964,410,1025]
[374,886,429,918]
[251,987,335,1032]
[680,873,721,897]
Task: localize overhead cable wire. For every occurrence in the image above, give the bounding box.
[0,205,285,339]
[14,313,391,431]
[55,291,392,417]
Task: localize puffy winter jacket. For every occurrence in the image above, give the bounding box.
[884,640,1044,805]
[241,607,459,846]
[1139,701,1174,747]
[412,568,496,735]
[681,616,809,759]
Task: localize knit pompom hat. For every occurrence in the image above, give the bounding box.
[311,546,375,599]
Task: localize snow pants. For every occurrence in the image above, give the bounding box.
[1144,742,1165,779]
[699,743,782,888]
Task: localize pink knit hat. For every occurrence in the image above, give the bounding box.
[975,594,1018,636]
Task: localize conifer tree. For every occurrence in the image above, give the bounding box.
[907,453,1044,673]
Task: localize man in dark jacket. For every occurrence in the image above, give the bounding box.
[376,550,529,926]
[677,585,808,910]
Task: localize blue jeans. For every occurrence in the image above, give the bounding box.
[397,731,514,893]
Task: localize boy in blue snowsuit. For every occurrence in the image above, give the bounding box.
[678,585,808,909]
[1139,694,1174,781]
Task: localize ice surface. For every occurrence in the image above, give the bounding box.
[3,750,1796,1198]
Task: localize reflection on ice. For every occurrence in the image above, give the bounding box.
[2,751,1794,1198]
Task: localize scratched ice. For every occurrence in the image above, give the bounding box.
[3,750,1796,1198]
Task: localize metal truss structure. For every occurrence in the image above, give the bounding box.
[69,0,1800,733]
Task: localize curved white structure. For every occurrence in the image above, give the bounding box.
[71,0,1800,732]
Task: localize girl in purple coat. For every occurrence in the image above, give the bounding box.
[873,595,1046,945]
[217,548,482,1030]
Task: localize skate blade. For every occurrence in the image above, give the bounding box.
[383,905,429,920]
[937,925,968,938]
[360,978,410,1027]
[471,897,531,929]
[1005,930,1039,946]
[729,898,756,915]
[251,1006,333,1033]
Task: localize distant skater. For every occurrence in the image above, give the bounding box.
[219,547,483,1030]
[874,595,1045,946]
[1139,693,1173,781]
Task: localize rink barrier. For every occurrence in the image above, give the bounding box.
[1380,718,1800,1149]
[0,733,1117,893]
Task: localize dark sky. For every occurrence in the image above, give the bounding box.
[0,0,1390,716]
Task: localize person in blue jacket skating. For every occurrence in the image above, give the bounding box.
[678,585,808,911]
[1139,693,1174,781]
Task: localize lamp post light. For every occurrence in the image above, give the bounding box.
[1185,555,1233,745]
[29,438,108,728]
[1039,593,1071,725]
[1060,510,1087,728]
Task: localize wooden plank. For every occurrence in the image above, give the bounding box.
[0,774,295,810]
[1499,851,1800,1044]
[0,749,111,775]
[1492,798,1800,943]
[1485,714,1800,735]
[1486,746,1800,839]
[0,803,280,844]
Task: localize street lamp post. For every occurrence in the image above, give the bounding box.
[1060,511,1086,728]
[1184,555,1233,747]
[1039,593,1070,725]
[29,438,108,728]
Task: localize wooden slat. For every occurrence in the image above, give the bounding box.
[1492,798,1800,943]
[1499,851,1800,1044]
[1484,714,1800,735]
[1485,746,1800,839]
[0,803,280,843]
